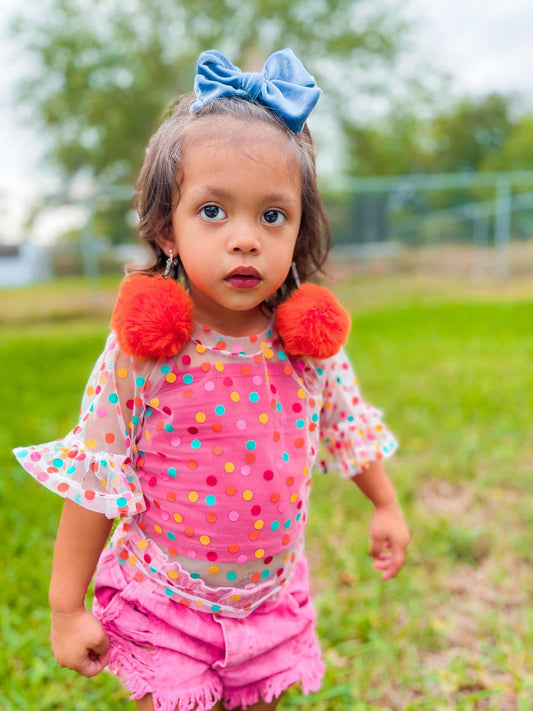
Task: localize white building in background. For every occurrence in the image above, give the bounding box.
[0,242,52,288]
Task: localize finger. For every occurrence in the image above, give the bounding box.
[79,647,111,678]
[90,630,110,655]
[369,536,387,560]
[89,646,111,673]
[373,552,391,568]
[380,548,406,580]
[85,631,111,673]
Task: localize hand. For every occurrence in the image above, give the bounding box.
[369,501,410,581]
[50,607,110,677]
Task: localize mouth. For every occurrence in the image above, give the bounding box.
[224,266,262,289]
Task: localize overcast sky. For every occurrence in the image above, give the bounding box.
[408,0,533,98]
[1,0,533,243]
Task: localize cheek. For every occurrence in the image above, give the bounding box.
[271,247,295,285]
[180,255,210,283]
[279,235,298,263]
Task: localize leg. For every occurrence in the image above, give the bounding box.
[136,695,225,711]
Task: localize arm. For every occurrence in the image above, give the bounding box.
[352,460,410,580]
[49,499,114,677]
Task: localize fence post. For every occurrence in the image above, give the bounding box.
[80,196,100,307]
[494,178,511,281]
[472,212,489,279]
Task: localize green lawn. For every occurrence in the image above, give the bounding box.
[1,274,532,710]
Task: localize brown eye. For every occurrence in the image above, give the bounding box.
[262,210,286,225]
[200,205,226,221]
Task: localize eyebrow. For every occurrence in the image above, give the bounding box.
[189,187,299,205]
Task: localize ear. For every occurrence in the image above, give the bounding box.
[154,231,176,257]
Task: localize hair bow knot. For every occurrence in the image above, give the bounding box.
[241,72,264,101]
[190,48,321,133]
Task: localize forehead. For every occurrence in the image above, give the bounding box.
[182,115,301,177]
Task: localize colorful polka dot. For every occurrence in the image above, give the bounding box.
[19,321,396,617]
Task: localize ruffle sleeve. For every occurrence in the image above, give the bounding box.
[317,348,397,477]
[13,333,145,518]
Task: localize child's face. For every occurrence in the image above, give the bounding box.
[165,119,302,336]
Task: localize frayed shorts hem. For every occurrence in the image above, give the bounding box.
[108,650,324,710]
[94,551,324,710]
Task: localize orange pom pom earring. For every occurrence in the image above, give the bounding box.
[111,267,351,361]
[111,273,194,359]
[274,282,351,359]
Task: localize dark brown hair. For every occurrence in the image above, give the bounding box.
[133,94,331,305]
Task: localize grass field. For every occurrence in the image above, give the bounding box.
[1,272,532,710]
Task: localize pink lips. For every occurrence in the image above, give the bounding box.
[225,266,262,289]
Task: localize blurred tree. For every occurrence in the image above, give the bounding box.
[482,114,533,171]
[427,93,515,173]
[13,0,413,188]
[419,93,517,212]
[343,111,429,176]
[344,93,517,178]
[340,92,520,235]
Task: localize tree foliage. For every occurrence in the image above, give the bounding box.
[13,0,411,188]
[482,114,533,172]
[343,111,429,176]
[344,92,519,177]
[428,93,515,173]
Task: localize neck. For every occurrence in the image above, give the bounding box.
[191,306,271,337]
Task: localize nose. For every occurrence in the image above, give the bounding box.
[227,221,261,254]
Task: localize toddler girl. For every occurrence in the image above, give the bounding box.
[14,49,409,711]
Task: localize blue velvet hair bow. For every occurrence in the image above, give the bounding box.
[190,48,321,133]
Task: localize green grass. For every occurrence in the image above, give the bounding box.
[1,274,532,710]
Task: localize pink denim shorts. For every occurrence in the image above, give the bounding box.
[93,550,324,711]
